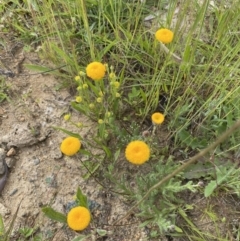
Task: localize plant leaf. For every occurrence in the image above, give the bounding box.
[53,126,82,139]
[41,207,67,223]
[71,235,91,241]
[204,180,217,197]
[76,187,88,208]
[0,214,5,236]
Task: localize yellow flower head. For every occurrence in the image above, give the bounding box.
[86,62,106,81]
[75,76,80,81]
[76,96,82,103]
[113,81,120,89]
[64,114,71,121]
[98,119,104,124]
[97,97,102,103]
[83,84,88,89]
[60,137,81,156]
[89,103,95,109]
[115,92,121,98]
[98,91,104,97]
[109,72,116,80]
[155,28,174,44]
[67,206,91,231]
[79,71,86,76]
[151,112,165,125]
[77,122,83,127]
[125,140,150,165]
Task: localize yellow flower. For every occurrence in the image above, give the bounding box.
[64,114,71,121]
[76,96,82,103]
[86,62,106,81]
[98,91,104,97]
[155,28,174,44]
[151,112,165,125]
[125,140,150,165]
[75,76,80,81]
[115,92,121,98]
[79,71,86,76]
[67,206,91,231]
[98,119,104,124]
[109,72,116,80]
[89,103,95,109]
[113,81,120,89]
[97,97,102,103]
[60,137,81,156]
[83,84,88,89]
[106,112,111,117]
[77,122,83,127]
[77,86,82,91]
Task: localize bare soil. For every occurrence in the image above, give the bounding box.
[0,45,148,241]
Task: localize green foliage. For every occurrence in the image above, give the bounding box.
[41,207,67,224]
[3,0,240,240]
[0,78,9,103]
[204,163,240,197]
[76,187,88,208]
[134,156,197,235]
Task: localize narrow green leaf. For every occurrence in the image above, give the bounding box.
[93,138,111,158]
[53,126,82,139]
[174,225,183,233]
[71,102,87,115]
[41,207,67,223]
[0,214,5,236]
[24,64,53,73]
[76,187,88,208]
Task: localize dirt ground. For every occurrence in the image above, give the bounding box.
[0,44,151,241]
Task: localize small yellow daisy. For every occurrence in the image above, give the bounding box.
[155,28,174,44]
[86,62,106,81]
[151,112,165,125]
[125,140,150,165]
[67,206,91,231]
[60,137,81,156]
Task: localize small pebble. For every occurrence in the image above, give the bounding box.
[33,158,40,165]
[6,147,16,157]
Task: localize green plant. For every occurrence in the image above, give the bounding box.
[3,0,240,240]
